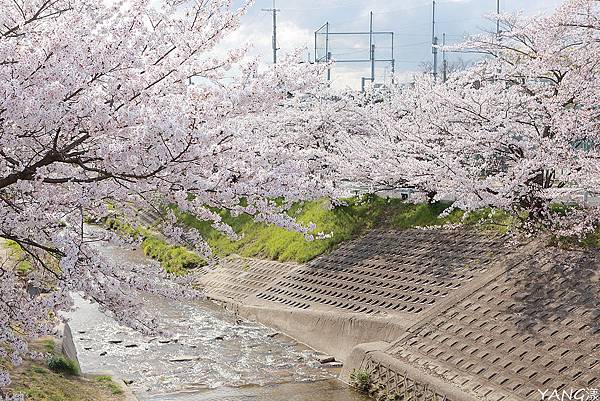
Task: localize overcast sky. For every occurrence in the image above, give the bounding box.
[227,0,564,89]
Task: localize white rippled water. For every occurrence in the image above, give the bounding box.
[68,229,334,400]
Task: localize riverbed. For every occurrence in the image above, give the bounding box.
[68,229,369,401]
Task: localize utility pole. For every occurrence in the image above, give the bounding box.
[262,1,280,64]
[325,22,331,81]
[370,44,376,84]
[391,32,395,84]
[369,11,375,86]
[496,0,501,37]
[432,1,438,82]
[442,33,447,82]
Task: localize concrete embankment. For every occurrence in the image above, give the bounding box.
[195,228,600,401]
[55,323,79,364]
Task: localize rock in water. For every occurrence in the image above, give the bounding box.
[316,355,335,364]
[323,361,343,368]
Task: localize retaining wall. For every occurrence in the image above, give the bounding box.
[196,228,508,362]
[352,247,600,401]
[195,228,600,401]
[55,323,79,364]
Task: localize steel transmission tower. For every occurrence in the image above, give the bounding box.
[314,12,395,91]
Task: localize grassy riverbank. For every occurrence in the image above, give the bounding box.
[175,197,515,263]
[176,197,391,263]
[1,339,124,401]
[104,217,204,276]
[106,197,516,274]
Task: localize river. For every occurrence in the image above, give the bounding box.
[67,229,370,401]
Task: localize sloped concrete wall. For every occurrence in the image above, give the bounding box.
[344,245,600,401]
[234,304,406,361]
[195,256,298,303]
[55,322,79,364]
[197,229,600,401]
[197,228,509,361]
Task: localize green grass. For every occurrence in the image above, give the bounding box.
[105,197,517,274]
[95,376,124,395]
[104,217,205,276]
[1,338,124,401]
[550,226,600,249]
[141,237,205,275]
[40,338,56,353]
[10,364,124,401]
[176,196,396,263]
[389,202,517,233]
[389,202,457,228]
[176,197,515,264]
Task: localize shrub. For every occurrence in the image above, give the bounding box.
[47,356,79,376]
[104,216,206,275]
[141,237,204,275]
[350,368,372,393]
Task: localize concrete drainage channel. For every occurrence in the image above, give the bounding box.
[196,228,600,401]
[69,231,370,401]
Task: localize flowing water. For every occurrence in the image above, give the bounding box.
[68,229,369,401]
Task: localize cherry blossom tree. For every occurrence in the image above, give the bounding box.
[0,0,328,394]
[340,0,600,229]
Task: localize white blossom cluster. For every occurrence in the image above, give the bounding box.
[0,0,333,391]
[3,0,600,394]
[301,0,600,232]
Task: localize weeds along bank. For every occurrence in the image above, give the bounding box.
[104,196,522,276]
[0,338,126,401]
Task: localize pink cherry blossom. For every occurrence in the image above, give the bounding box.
[0,0,329,390]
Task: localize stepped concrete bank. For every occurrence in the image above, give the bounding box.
[194,228,600,401]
